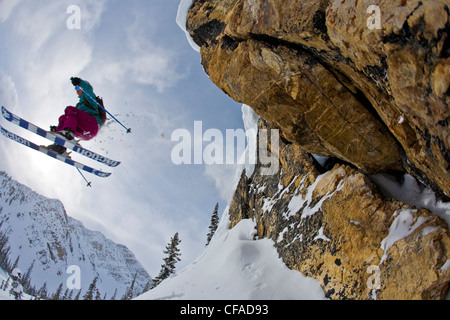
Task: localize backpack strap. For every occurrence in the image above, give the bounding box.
[95,97,107,125]
[81,96,100,115]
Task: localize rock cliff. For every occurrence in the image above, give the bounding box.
[230,119,450,299]
[185,0,450,299]
[187,0,450,197]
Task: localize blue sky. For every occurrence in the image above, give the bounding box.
[0,0,246,276]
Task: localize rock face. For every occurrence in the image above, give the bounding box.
[186,0,450,299]
[187,0,450,197]
[228,120,450,299]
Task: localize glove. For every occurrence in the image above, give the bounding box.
[71,77,81,86]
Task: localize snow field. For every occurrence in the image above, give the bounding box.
[137,207,326,300]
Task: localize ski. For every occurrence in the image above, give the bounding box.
[1,106,120,168]
[0,125,111,178]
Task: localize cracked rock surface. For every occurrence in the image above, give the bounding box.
[187,0,450,197]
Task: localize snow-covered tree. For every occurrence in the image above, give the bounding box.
[74,289,81,300]
[206,203,220,246]
[37,282,48,300]
[21,260,35,294]
[62,288,73,300]
[121,273,137,300]
[0,228,12,272]
[83,276,99,300]
[51,283,63,300]
[141,280,152,295]
[110,288,117,300]
[152,232,182,289]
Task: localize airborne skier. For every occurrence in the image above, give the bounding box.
[1,77,129,180]
[1,106,118,178]
[46,77,106,155]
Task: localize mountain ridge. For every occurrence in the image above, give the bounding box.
[0,171,151,299]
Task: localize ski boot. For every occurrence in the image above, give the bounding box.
[41,144,71,157]
[50,126,75,141]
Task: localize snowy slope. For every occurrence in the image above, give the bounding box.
[0,171,151,299]
[137,206,326,300]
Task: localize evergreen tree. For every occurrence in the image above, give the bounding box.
[37,282,48,300]
[152,232,182,289]
[74,289,81,300]
[3,278,10,291]
[110,288,117,300]
[95,288,102,300]
[21,260,35,294]
[206,203,220,246]
[0,229,12,272]
[83,276,99,300]
[62,288,73,300]
[141,280,152,295]
[11,255,19,271]
[121,273,137,300]
[52,283,64,300]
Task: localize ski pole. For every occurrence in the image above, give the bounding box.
[77,168,92,187]
[76,86,132,134]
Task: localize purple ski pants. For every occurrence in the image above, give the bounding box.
[56,106,99,141]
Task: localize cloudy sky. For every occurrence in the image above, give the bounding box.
[0,0,247,276]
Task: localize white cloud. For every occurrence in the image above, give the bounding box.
[0,1,98,115]
[123,9,184,91]
[0,0,245,277]
[84,6,184,93]
[127,51,181,91]
[0,0,24,23]
[78,1,107,31]
[204,163,242,202]
[0,71,19,107]
[13,2,64,52]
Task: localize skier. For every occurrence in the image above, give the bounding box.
[9,268,24,300]
[46,77,105,155]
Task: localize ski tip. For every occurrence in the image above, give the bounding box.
[96,171,112,178]
[1,106,12,121]
[110,161,121,168]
